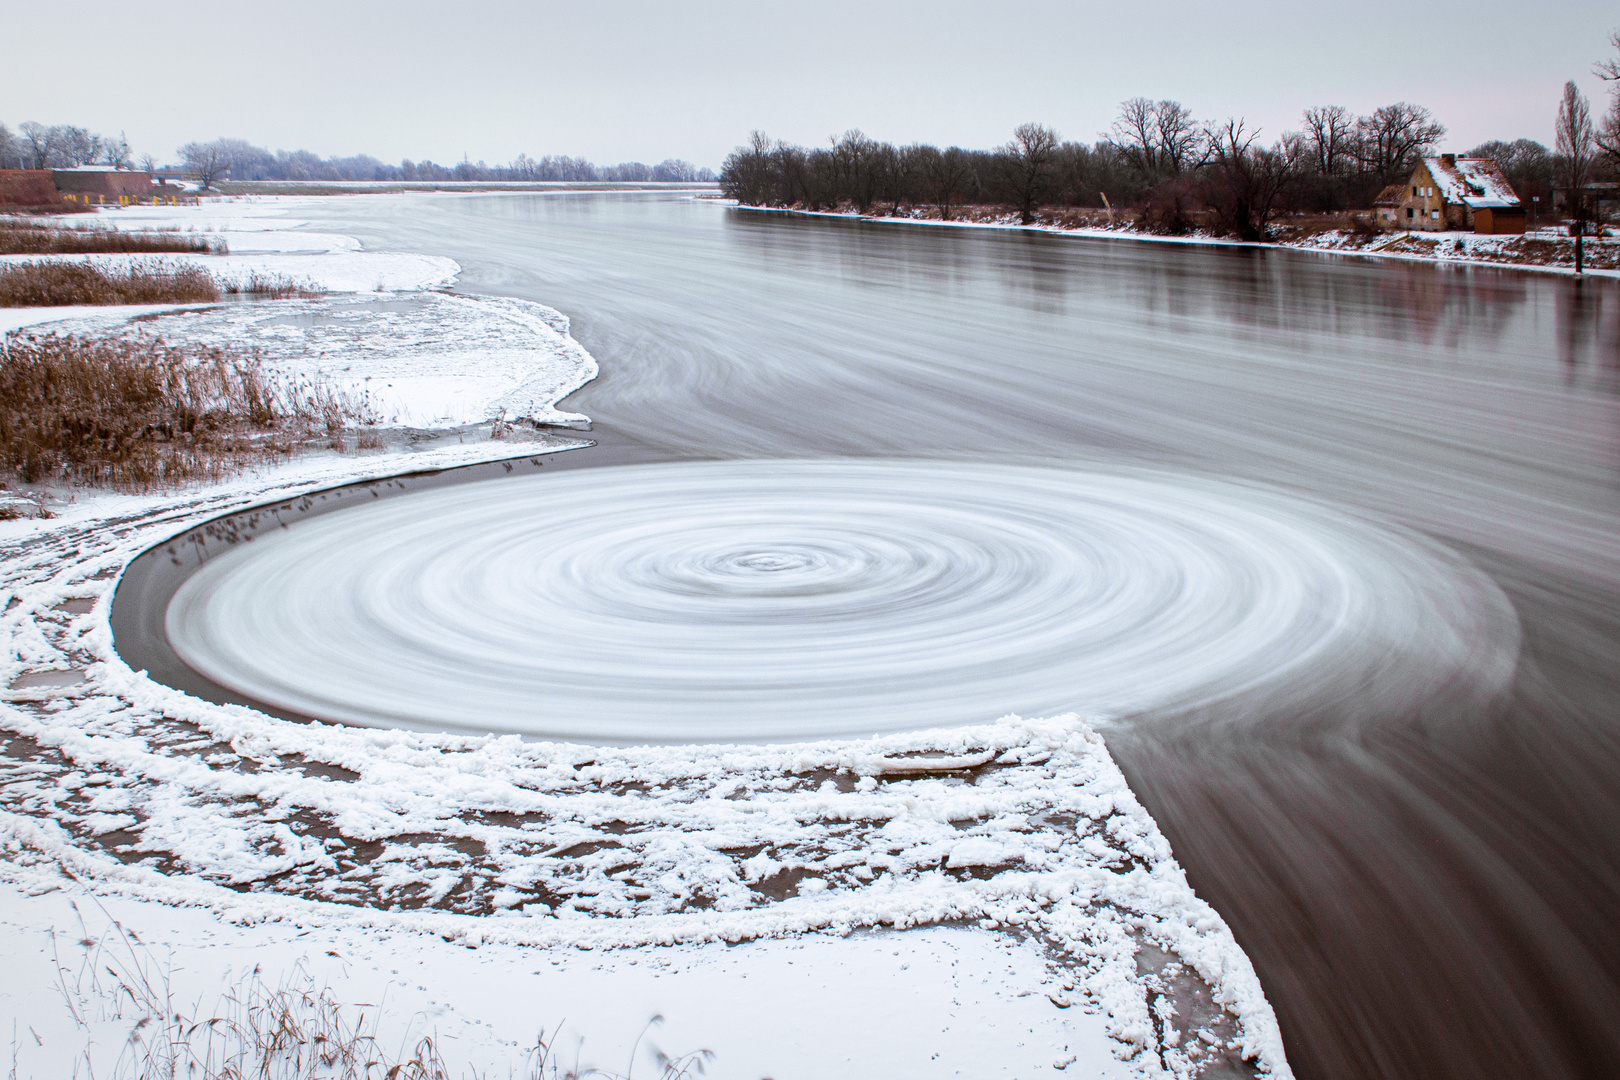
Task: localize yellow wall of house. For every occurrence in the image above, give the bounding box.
[1397,163,1450,230]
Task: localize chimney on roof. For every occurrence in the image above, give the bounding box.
[1440,153,1456,167]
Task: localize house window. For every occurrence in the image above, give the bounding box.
[1407,208,1414,218]
[1431,209,1439,220]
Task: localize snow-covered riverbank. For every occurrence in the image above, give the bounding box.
[1,195,1292,1079]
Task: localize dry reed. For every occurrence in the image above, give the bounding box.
[0,260,222,307]
[0,332,375,489]
[0,218,220,255]
[222,270,322,299]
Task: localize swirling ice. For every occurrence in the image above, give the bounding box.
[165,459,1519,744]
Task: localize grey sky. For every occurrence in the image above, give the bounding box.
[4,1,1615,169]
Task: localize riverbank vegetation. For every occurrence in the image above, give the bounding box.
[720,102,1585,242]
[0,217,218,255]
[722,37,1620,243]
[0,261,222,306]
[0,332,375,489]
[0,260,318,307]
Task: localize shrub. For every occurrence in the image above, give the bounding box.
[0,260,222,306]
[1138,178,1201,235]
[0,332,375,489]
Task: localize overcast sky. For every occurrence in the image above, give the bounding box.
[4,1,1616,169]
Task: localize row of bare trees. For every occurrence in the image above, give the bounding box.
[722,97,1454,240]
[2,122,713,190]
[0,123,133,171]
[724,34,1620,239]
[175,137,715,189]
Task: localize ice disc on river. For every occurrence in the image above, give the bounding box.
[164,459,1518,743]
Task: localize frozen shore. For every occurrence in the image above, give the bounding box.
[1,195,1292,1079]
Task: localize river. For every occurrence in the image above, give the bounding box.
[295,192,1620,1080]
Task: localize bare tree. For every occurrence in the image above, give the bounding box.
[1110,98,1161,175]
[1557,81,1599,272]
[0,123,19,170]
[137,153,159,175]
[1154,101,1203,174]
[921,145,974,220]
[178,140,232,189]
[1596,28,1620,81]
[1201,119,1297,240]
[829,129,888,213]
[998,122,1060,224]
[1300,105,1355,175]
[18,122,56,169]
[53,126,103,167]
[652,158,697,182]
[1355,103,1446,181]
[1108,99,1202,179]
[100,131,131,169]
[1596,30,1620,165]
[720,130,777,206]
[1556,81,1597,214]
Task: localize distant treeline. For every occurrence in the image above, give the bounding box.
[0,123,715,187]
[0,122,131,170]
[171,140,717,186]
[722,93,1609,239]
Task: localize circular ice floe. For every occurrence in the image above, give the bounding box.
[164,459,1517,743]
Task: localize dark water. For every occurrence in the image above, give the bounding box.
[300,193,1620,1080]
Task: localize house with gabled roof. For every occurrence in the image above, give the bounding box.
[1372,184,1406,228]
[1394,155,1525,234]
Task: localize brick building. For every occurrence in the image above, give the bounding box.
[1392,155,1525,234]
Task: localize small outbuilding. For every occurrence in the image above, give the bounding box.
[1372,185,1406,227]
[1393,155,1525,234]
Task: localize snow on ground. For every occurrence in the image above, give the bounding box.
[0,195,1293,1079]
[2,858,1136,1079]
[5,199,593,428]
[1,303,217,336]
[29,293,596,429]
[3,197,455,292]
[0,443,1291,1077]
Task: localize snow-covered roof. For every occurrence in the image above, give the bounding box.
[1373,184,1405,207]
[1424,156,1522,210]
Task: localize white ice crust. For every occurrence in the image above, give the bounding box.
[165,458,1518,744]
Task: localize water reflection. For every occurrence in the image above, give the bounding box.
[303,193,1620,1080]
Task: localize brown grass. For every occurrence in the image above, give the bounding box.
[0,218,220,255]
[4,201,98,216]
[223,270,323,299]
[0,332,375,489]
[0,259,223,307]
